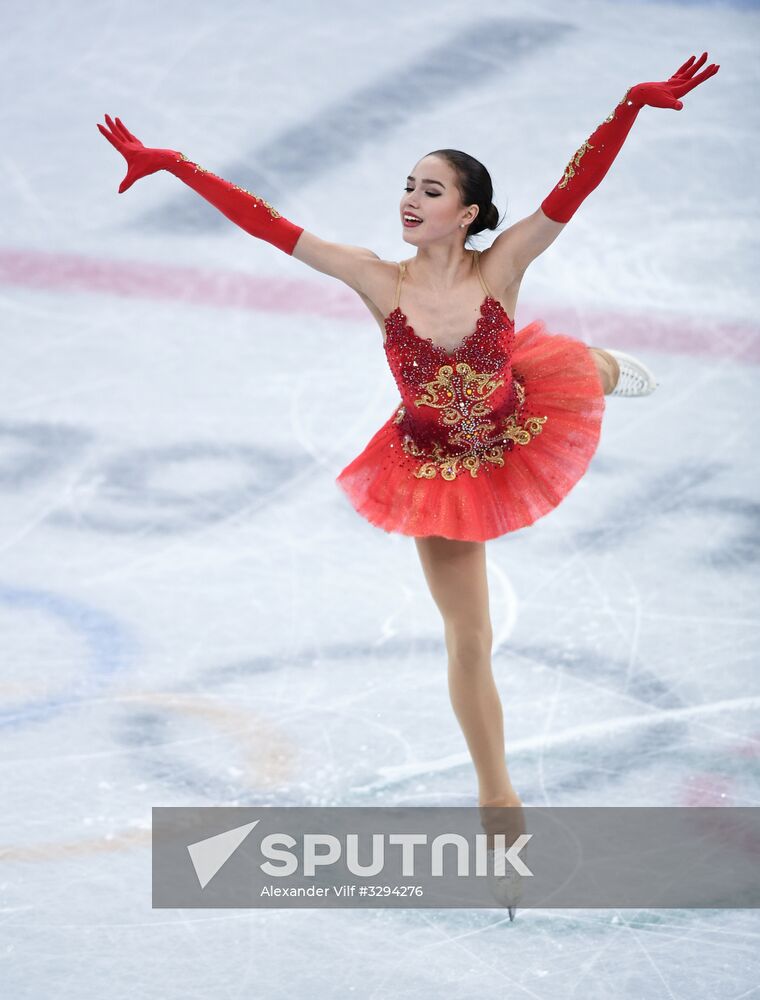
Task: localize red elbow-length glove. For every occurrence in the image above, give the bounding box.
[541,52,719,224]
[97,115,304,255]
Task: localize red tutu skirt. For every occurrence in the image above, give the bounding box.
[336,320,606,542]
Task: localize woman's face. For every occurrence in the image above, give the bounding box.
[400,155,477,244]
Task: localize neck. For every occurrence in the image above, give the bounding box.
[406,245,476,292]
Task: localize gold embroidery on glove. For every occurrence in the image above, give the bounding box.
[560,86,636,188]
[557,139,594,189]
[176,153,282,219]
[604,87,634,122]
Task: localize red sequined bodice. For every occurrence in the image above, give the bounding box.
[379,253,543,480]
[384,295,520,446]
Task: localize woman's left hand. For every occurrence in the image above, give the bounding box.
[628,51,719,110]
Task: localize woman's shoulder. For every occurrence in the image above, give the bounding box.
[355,256,406,313]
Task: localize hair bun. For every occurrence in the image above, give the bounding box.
[423,148,506,239]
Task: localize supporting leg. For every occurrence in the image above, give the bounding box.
[413,535,519,808]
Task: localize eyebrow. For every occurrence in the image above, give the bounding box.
[407,175,446,188]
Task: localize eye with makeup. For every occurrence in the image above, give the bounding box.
[403,187,441,197]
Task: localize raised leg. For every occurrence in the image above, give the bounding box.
[588,346,620,394]
[413,535,520,808]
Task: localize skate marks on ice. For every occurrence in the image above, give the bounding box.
[0,418,303,536]
[133,17,572,235]
[574,459,760,571]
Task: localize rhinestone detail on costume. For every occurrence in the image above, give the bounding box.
[397,380,547,481]
[176,153,282,219]
[383,296,549,482]
[557,87,634,189]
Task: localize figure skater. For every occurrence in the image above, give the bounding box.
[98,51,719,918]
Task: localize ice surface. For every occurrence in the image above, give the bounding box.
[1,0,759,997]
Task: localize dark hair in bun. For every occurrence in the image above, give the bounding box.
[426,148,506,242]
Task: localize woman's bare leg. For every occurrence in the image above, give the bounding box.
[413,535,519,809]
[589,347,620,394]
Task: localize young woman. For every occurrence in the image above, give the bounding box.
[98,52,718,917]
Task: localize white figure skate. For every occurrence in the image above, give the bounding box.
[603,348,659,397]
[486,847,523,922]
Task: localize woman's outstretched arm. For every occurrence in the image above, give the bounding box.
[97,115,385,291]
[97,115,304,254]
[485,52,719,286]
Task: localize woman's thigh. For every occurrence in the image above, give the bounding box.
[414,535,492,633]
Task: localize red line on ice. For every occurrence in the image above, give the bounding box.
[1,248,757,362]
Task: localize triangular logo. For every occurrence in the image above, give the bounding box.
[187,820,260,889]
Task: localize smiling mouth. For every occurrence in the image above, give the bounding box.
[403,215,423,227]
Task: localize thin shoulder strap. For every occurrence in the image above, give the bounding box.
[393,260,407,310]
[474,250,492,298]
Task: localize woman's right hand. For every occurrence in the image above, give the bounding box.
[97,114,180,193]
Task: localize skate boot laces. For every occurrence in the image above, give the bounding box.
[604,348,659,397]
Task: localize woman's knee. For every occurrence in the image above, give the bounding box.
[445,622,493,665]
